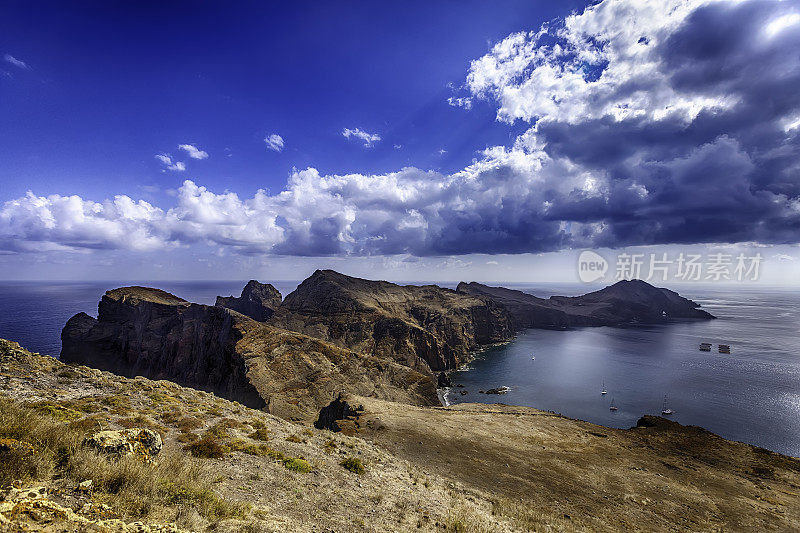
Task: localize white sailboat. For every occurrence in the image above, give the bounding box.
[661,395,674,415]
[601,381,607,395]
[609,398,618,411]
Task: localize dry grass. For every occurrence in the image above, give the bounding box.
[490,497,579,532]
[0,396,247,523]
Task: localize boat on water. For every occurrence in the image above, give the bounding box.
[719,344,731,354]
[699,342,712,352]
[601,381,607,395]
[609,398,618,411]
[661,395,673,415]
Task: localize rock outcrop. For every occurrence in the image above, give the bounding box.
[83,429,163,461]
[215,280,282,322]
[272,270,513,371]
[457,279,714,328]
[60,287,438,421]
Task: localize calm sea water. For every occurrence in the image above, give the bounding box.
[447,284,800,457]
[0,281,798,456]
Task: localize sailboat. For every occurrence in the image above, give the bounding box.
[661,395,674,415]
[601,381,607,395]
[609,398,618,411]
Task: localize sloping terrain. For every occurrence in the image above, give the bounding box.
[0,339,566,532]
[341,395,800,532]
[3,340,798,532]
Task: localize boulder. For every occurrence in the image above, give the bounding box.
[83,428,163,460]
[314,394,363,432]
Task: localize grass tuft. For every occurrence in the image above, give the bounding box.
[339,456,365,475]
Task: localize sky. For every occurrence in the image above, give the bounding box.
[1,0,800,285]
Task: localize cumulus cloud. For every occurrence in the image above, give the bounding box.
[3,0,800,257]
[178,144,209,160]
[155,154,186,172]
[342,128,381,147]
[264,134,284,152]
[3,54,29,69]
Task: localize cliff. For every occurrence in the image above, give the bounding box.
[61,286,263,408]
[61,286,438,421]
[215,280,282,322]
[272,270,513,371]
[457,279,715,328]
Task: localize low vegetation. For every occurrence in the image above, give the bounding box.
[340,456,365,475]
[0,396,247,522]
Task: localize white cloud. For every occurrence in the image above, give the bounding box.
[342,128,381,148]
[265,134,284,152]
[155,154,186,172]
[178,144,209,160]
[462,0,735,125]
[3,0,800,259]
[3,54,29,70]
[447,96,473,110]
[765,12,800,39]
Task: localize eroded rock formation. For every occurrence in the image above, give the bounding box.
[272,270,513,371]
[215,280,282,322]
[61,286,438,420]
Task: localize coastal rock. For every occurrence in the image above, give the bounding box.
[215,280,282,322]
[457,279,714,328]
[273,270,513,371]
[437,372,452,388]
[83,429,163,460]
[485,387,509,395]
[61,287,438,421]
[61,287,266,409]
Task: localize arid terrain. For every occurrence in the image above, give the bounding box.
[2,339,798,532]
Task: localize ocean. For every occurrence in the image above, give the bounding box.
[0,281,798,457]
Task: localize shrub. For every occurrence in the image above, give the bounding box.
[249,427,270,441]
[283,457,312,473]
[186,436,229,459]
[339,457,365,475]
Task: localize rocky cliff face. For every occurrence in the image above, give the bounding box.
[215,280,281,322]
[273,270,513,371]
[61,286,437,420]
[457,279,714,328]
[61,287,265,409]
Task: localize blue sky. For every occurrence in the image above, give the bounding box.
[0,0,583,200]
[1,0,800,284]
